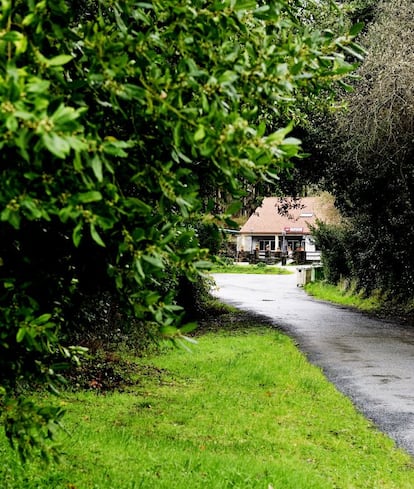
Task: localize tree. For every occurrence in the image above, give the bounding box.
[259,0,374,198]
[315,0,414,300]
[0,0,358,459]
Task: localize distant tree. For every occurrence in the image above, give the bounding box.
[0,0,359,459]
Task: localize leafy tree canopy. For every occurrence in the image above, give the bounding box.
[0,0,358,459]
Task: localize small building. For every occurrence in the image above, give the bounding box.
[236,195,338,263]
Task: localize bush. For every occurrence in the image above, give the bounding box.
[311,221,350,284]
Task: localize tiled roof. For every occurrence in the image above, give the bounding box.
[239,195,337,235]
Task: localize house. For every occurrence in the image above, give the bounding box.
[236,195,339,263]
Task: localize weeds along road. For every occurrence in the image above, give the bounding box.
[212,272,414,457]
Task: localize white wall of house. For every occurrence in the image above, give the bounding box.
[237,235,253,253]
[237,234,318,252]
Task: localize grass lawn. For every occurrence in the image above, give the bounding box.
[1,314,413,488]
[209,263,293,274]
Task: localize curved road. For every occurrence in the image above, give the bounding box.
[212,272,414,456]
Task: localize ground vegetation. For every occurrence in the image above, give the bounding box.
[2,311,414,488]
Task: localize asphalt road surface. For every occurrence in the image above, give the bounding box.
[212,271,414,456]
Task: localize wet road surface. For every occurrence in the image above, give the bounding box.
[212,272,414,456]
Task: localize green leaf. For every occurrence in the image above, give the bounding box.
[282,137,301,146]
[266,123,294,144]
[145,291,160,306]
[115,274,123,289]
[26,79,50,93]
[33,313,52,325]
[6,211,21,229]
[47,54,73,66]
[173,121,182,148]
[51,104,82,125]
[176,196,192,216]
[1,31,22,42]
[14,110,35,120]
[338,80,354,92]
[349,41,367,56]
[72,222,83,247]
[73,151,83,172]
[90,223,106,247]
[201,93,209,113]
[20,198,43,219]
[16,328,26,343]
[124,198,152,214]
[91,154,103,182]
[101,139,132,157]
[76,191,103,203]
[6,116,18,131]
[332,58,355,75]
[340,44,364,61]
[280,147,298,158]
[41,133,71,158]
[133,258,145,279]
[23,172,40,180]
[22,12,36,26]
[194,125,206,142]
[218,70,238,85]
[349,22,365,37]
[233,0,256,11]
[179,322,197,334]
[142,254,164,269]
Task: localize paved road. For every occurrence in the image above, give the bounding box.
[212,272,414,456]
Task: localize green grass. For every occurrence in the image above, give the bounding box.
[209,263,293,274]
[1,320,413,488]
[305,280,382,312]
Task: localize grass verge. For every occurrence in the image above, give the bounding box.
[1,313,413,488]
[304,280,382,312]
[304,278,414,324]
[209,263,293,274]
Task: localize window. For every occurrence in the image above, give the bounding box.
[259,240,276,251]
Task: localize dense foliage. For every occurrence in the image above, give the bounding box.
[313,0,414,302]
[311,221,350,284]
[265,0,375,197]
[0,0,358,459]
